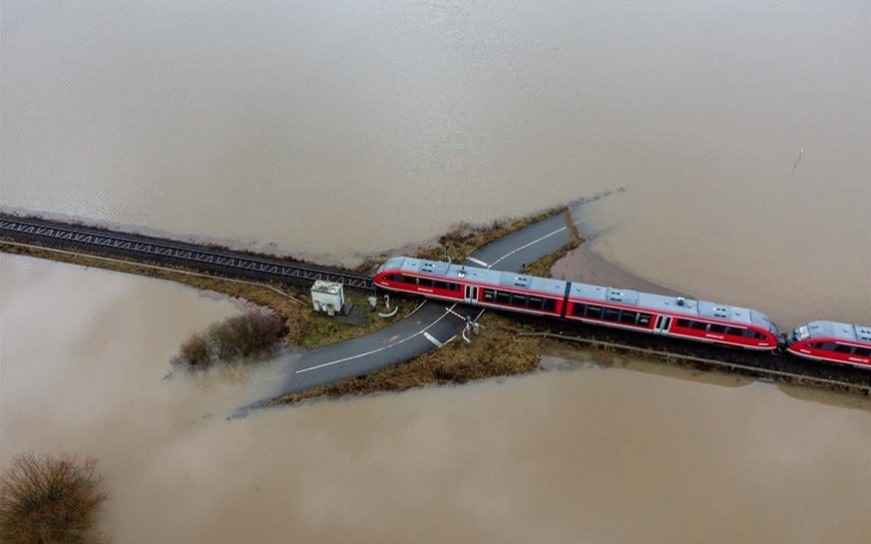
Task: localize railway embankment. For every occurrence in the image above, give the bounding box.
[4,201,871,402]
[0,206,566,385]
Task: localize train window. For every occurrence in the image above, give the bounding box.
[690,321,708,331]
[483,289,495,301]
[511,294,528,307]
[855,348,871,358]
[602,308,620,322]
[543,299,557,312]
[638,313,652,327]
[403,275,417,284]
[834,344,855,354]
[724,327,743,337]
[586,305,603,319]
[496,291,511,304]
[572,304,586,317]
[433,281,447,290]
[418,278,433,287]
[450,283,461,291]
[619,311,638,325]
[676,319,691,328]
[708,324,727,334]
[822,343,838,351]
[528,296,543,309]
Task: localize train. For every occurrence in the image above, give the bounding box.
[373,256,871,369]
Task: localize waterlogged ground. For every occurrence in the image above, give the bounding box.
[4,255,871,543]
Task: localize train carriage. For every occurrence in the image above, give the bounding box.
[786,321,871,368]
[563,285,780,350]
[374,256,780,351]
[374,256,568,316]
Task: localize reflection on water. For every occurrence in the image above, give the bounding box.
[541,346,757,389]
[3,2,871,542]
[4,255,871,543]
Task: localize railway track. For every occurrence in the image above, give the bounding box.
[0,214,374,290]
[510,314,871,393]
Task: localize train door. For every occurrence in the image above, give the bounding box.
[464,285,478,304]
[653,315,672,335]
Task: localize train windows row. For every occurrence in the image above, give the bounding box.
[675,319,767,340]
[482,289,558,312]
[806,343,871,358]
[570,303,653,327]
[386,274,461,292]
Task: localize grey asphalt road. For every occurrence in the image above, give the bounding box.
[236,200,598,413]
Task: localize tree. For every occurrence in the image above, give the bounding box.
[0,453,108,543]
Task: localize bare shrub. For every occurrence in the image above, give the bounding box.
[176,310,286,370]
[180,333,211,367]
[0,453,107,543]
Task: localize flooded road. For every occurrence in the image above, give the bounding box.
[2,1,871,542]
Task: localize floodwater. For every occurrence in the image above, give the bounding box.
[2,1,871,542]
[4,255,871,544]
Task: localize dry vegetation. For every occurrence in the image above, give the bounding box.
[175,310,287,369]
[276,313,542,403]
[0,453,107,544]
[414,207,562,264]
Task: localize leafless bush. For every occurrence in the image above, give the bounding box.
[176,310,286,370]
[180,333,210,367]
[0,453,107,543]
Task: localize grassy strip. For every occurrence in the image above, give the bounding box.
[413,206,563,264]
[274,312,542,404]
[522,237,581,278]
[0,240,401,349]
[1,240,305,337]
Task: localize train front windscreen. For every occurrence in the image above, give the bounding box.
[791,324,810,344]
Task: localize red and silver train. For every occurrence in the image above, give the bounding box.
[373,256,871,369]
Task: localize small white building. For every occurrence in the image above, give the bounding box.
[310,280,345,316]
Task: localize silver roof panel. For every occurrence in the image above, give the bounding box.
[802,321,871,343]
[389,257,775,328]
[573,284,765,327]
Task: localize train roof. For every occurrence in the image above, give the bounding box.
[388,256,567,297]
[382,256,775,329]
[800,321,871,343]
[567,283,771,328]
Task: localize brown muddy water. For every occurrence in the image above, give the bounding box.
[4,255,871,543]
[2,2,871,542]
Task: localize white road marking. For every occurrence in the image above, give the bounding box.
[487,225,567,269]
[294,303,458,374]
[423,332,443,348]
[466,256,488,267]
[293,216,572,378]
